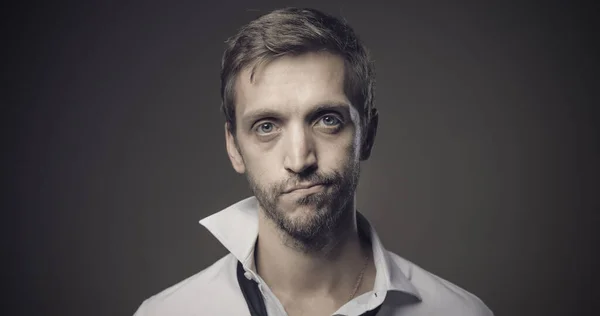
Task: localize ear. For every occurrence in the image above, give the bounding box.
[225,123,246,174]
[360,108,379,161]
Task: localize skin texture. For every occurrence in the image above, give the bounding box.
[225,51,378,315]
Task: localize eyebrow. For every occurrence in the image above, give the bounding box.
[311,103,351,116]
[241,102,351,128]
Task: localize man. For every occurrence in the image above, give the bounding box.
[134,7,493,316]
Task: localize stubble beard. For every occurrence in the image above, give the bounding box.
[248,159,361,254]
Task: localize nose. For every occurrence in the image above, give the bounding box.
[283,124,317,175]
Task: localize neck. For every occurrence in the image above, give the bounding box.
[255,200,371,301]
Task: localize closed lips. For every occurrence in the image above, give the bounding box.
[285,183,323,193]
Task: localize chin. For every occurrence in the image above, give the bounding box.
[284,200,338,227]
[285,203,325,223]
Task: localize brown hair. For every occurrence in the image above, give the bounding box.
[220,7,375,136]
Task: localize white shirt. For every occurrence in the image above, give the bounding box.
[134,197,493,316]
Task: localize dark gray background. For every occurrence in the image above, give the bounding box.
[3,0,597,315]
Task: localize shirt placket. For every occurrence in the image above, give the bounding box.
[255,280,289,316]
[254,279,385,316]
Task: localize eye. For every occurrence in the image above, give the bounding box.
[256,122,276,135]
[319,114,342,127]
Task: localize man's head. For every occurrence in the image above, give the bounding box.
[221,8,378,251]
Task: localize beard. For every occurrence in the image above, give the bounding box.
[247,157,360,253]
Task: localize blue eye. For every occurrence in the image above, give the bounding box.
[257,122,275,134]
[321,115,341,126]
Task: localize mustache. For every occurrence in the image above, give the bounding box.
[275,171,341,194]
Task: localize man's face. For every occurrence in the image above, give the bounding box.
[225,52,372,250]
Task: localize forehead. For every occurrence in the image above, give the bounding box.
[234,52,350,119]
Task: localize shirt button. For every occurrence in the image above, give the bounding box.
[244,271,253,280]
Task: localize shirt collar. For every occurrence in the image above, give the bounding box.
[199,196,421,300]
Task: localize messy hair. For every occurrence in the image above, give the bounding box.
[220,7,375,136]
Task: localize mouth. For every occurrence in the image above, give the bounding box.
[283,183,326,195]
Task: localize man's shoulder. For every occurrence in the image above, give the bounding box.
[133,254,248,316]
[386,251,493,315]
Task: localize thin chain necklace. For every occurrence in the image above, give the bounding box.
[348,253,370,301]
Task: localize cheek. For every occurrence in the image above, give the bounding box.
[348,110,363,156]
[242,146,282,182]
[317,130,359,167]
[342,124,361,155]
